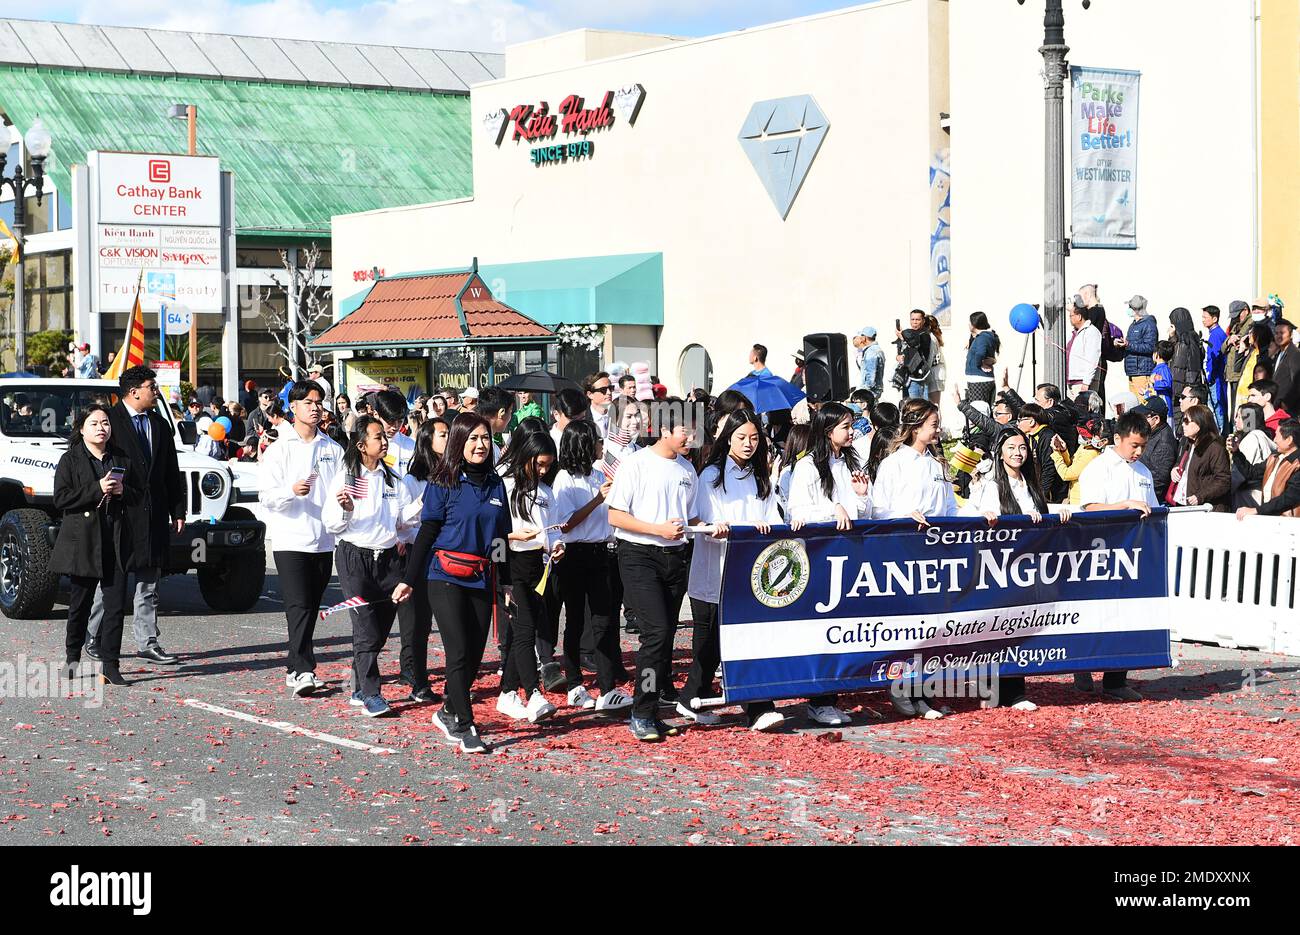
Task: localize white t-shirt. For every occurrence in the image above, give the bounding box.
[606,447,698,546]
[322,463,421,550]
[968,473,1040,516]
[871,446,958,519]
[787,453,869,524]
[398,474,427,544]
[384,430,415,478]
[552,467,611,544]
[258,429,345,552]
[1078,447,1159,508]
[502,476,558,552]
[688,460,783,603]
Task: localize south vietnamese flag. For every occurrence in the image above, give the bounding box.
[105,275,147,380]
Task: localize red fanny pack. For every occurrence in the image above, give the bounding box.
[435,550,490,578]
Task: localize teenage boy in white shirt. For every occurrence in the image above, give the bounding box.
[1074,410,1159,701]
[259,381,345,696]
[607,398,723,742]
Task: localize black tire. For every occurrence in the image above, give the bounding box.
[197,551,266,613]
[0,509,59,619]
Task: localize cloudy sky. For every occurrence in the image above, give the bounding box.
[27,1,866,51]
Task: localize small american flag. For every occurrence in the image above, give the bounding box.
[601,449,621,480]
[319,595,369,620]
[344,475,370,499]
[607,427,632,447]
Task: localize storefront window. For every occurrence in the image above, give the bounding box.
[431,346,472,392]
[11,250,73,336]
[679,344,713,395]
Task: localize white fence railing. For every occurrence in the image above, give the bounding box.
[1166,509,1299,656]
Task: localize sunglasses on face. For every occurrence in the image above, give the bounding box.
[1182,417,1193,425]
[591,384,612,394]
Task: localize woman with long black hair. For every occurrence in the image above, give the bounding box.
[785,401,869,727]
[393,413,512,754]
[495,430,563,724]
[1169,307,1207,409]
[51,404,142,686]
[552,419,630,710]
[685,410,786,731]
[396,415,450,704]
[964,312,1001,409]
[871,398,957,720]
[969,425,1072,711]
[323,416,420,717]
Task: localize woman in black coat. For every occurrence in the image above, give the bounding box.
[1169,307,1207,405]
[50,404,145,685]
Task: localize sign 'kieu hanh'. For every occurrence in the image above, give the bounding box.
[483,84,646,167]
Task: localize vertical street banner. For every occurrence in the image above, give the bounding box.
[718,512,1170,703]
[1070,67,1140,249]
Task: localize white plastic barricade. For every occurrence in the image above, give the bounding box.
[1166,508,1299,656]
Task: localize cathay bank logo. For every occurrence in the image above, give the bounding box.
[50,865,152,915]
[148,159,170,183]
[738,95,830,219]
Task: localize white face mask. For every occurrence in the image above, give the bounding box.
[1251,312,1266,322]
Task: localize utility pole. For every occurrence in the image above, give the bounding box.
[1025,0,1089,389]
[186,105,198,387]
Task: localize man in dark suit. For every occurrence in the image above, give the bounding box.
[1271,319,1300,417]
[86,366,186,665]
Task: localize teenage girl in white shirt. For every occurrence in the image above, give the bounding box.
[872,398,956,719]
[496,430,563,725]
[785,402,870,727]
[684,410,786,730]
[970,425,1071,712]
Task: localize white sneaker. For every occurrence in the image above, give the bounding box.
[676,701,720,725]
[750,710,785,732]
[595,688,633,711]
[806,704,850,726]
[525,690,558,723]
[496,691,530,720]
[285,672,297,688]
[308,672,326,689]
[1010,699,1039,712]
[290,672,316,697]
[567,685,596,709]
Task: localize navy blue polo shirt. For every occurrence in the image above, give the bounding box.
[420,472,511,589]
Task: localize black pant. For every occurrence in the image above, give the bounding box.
[273,550,334,674]
[67,558,130,667]
[501,549,546,695]
[619,541,690,719]
[397,562,433,689]
[535,564,561,664]
[997,676,1027,706]
[682,598,721,704]
[558,543,619,692]
[428,577,494,732]
[1103,671,1128,689]
[335,541,402,698]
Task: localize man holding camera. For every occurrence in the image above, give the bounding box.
[894,309,932,399]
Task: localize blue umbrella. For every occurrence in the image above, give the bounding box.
[728,372,806,413]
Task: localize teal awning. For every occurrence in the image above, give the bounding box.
[336,253,663,328]
[444,253,662,326]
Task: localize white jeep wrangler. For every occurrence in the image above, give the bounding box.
[0,378,266,618]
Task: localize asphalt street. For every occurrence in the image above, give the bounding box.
[1,557,1296,846]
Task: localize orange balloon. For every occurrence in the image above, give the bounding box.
[208,423,227,441]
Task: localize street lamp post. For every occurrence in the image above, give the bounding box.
[168,104,199,385]
[1021,0,1090,390]
[1,117,53,373]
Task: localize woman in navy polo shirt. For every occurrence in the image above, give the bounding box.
[394,412,511,754]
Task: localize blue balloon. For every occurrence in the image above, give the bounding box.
[216,416,233,431]
[1010,303,1040,334]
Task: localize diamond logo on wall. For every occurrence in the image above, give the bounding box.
[738,95,830,219]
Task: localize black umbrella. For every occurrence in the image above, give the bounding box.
[496,370,582,394]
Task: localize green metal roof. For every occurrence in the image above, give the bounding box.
[0,64,474,238]
[337,252,665,326]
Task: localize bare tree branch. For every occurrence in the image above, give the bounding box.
[259,243,333,375]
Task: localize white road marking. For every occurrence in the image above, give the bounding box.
[182,699,395,755]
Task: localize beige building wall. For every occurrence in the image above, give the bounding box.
[333,0,946,396]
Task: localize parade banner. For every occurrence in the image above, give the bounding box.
[718,511,1170,703]
[1070,67,1139,249]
